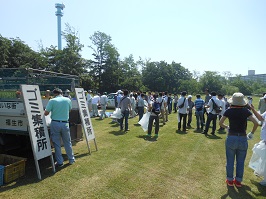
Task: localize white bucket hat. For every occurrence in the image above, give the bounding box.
[228,93,248,106]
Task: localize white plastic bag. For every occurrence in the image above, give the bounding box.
[177,110,180,123]
[138,111,151,132]
[45,112,52,127]
[249,141,266,176]
[110,108,122,119]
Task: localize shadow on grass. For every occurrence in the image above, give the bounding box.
[176,129,187,134]
[204,134,222,139]
[109,130,127,136]
[249,179,266,197]
[137,135,158,142]
[193,129,203,133]
[221,184,255,199]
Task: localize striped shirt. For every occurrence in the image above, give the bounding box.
[194,98,205,111]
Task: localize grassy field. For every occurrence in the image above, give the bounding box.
[1,96,266,199]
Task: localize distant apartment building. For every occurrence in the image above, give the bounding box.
[230,70,266,83]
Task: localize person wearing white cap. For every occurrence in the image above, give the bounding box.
[64,89,72,99]
[219,92,258,187]
[187,95,194,127]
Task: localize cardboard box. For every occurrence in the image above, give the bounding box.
[0,154,26,184]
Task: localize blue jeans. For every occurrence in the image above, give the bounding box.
[119,109,130,130]
[195,111,204,129]
[226,135,248,182]
[50,121,75,164]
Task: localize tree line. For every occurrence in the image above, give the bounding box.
[0,25,265,95]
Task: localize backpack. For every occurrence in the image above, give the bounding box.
[178,98,186,108]
[211,99,222,113]
[152,101,162,115]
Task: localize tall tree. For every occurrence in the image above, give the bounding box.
[88,31,120,92]
[198,71,224,93]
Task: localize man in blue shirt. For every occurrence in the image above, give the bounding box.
[194,94,205,130]
[44,88,75,167]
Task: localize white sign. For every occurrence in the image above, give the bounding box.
[0,116,28,131]
[75,88,96,141]
[21,85,52,160]
[0,101,25,116]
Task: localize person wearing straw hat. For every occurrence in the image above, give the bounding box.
[219,92,258,187]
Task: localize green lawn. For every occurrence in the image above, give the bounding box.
[1,96,266,199]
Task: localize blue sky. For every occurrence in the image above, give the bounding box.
[0,0,265,76]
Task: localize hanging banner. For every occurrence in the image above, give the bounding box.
[20,85,52,160]
[74,88,96,141]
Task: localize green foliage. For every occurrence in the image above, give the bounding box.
[1,31,264,96]
[198,71,224,93]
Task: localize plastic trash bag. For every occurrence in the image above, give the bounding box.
[110,108,122,119]
[249,141,266,176]
[138,111,151,132]
[45,112,52,127]
[177,110,180,123]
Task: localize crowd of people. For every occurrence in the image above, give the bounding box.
[42,87,266,187]
[84,89,266,188]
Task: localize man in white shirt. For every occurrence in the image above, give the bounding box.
[177,91,189,131]
[99,92,108,119]
[164,91,169,122]
[91,93,100,117]
[202,91,221,135]
[86,90,93,112]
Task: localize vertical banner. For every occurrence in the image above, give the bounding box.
[20,85,55,179]
[75,88,98,153]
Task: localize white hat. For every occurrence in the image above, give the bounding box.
[228,93,248,106]
[188,95,192,99]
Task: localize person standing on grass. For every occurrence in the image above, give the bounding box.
[173,93,178,113]
[91,93,100,117]
[167,93,173,114]
[146,94,160,138]
[187,95,194,127]
[137,93,145,121]
[219,92,258,187]
[157,92,166,125]
[202,91,220,135]
[86,90,93,113]
[99,92,108,119]
[177,91,188,131]
[44,88,75,167]
[218,94,226,131]
[203,88,211,124]
[194,94,205,130]
[163,91,169,122]
[118,90,131,131]
[129,94,136,118]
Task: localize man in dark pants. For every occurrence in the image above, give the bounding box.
[147,94,160,138]
[118,90,131,131]
[203,89,211,124]
[177,91,188,131]
[202,91,221,135]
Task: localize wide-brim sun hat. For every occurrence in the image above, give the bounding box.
[228,92,248,106]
